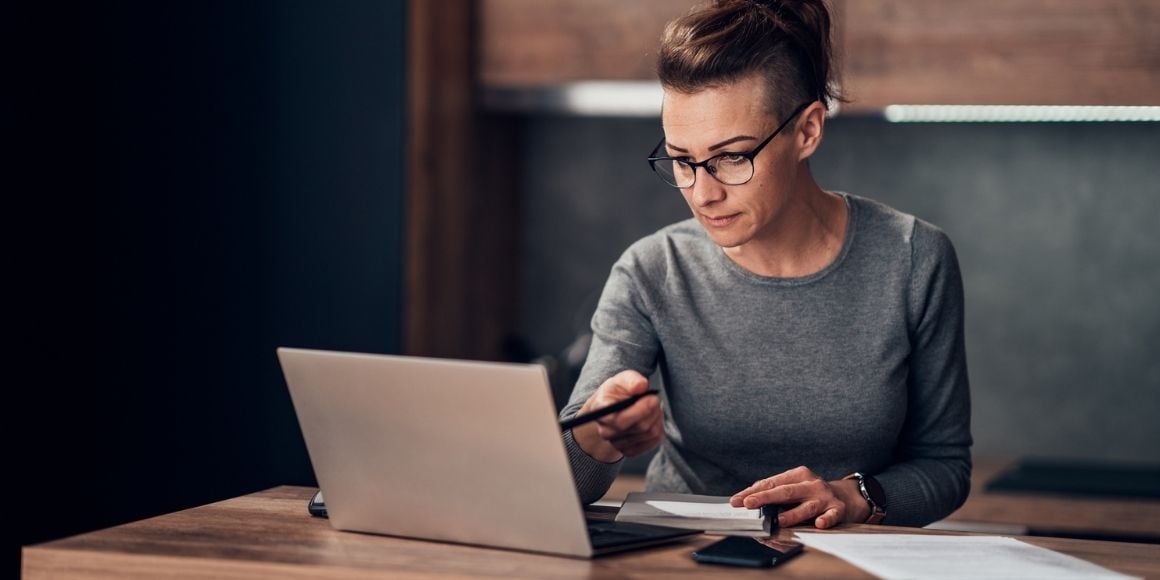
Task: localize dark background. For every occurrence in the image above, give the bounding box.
[9,1,405,577]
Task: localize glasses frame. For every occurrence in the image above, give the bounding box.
[647,102,812,189]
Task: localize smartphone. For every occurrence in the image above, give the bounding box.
[691,536,803,568]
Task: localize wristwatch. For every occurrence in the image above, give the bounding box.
[843,472,887,524]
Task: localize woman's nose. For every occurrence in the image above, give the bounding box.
[689,167,725,207]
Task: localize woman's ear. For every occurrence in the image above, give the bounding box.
[795,101,827,161]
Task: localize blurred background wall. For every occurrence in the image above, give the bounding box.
[515,116,1160,466]
[476,0,1160,470]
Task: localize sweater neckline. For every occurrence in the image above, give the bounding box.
[715,191,858,287]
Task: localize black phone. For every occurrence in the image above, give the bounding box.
[691,536,803,568]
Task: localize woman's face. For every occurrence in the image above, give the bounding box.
[661,74,804,250]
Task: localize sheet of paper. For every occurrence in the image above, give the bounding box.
[616,491,765,532]
[644,500,760,520]
[794,533,1138,580]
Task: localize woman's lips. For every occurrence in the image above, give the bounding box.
[702,213,740,227]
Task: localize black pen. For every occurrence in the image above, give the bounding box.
[559,389,659,432]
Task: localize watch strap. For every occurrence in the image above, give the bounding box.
[843,472,887,524]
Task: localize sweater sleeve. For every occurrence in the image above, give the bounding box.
[874,220,974,526]
[559,246,661,504]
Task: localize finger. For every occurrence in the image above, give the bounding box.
[731,478,774,505]
[598,393,661,432]
[776,499,824,527]
[611,410,659,442]
[741,479,827,508]
[759,466,817,488]
[586,372,653,422]
[610,406,662,440]
[731,466,818,504]
[604,370,650,397]
[593,392,658,433]
[584,370,650,411]
[595,401,658,439]
[610,408,664,446]
[610,424,661,453]
[733,478,805,507]
[814,506,843,529]
[731,481,770,506]
[612,432,662,458]
[641,406,665,438]
[613,415,663,444]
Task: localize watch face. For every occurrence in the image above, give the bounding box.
[863,475,887,509]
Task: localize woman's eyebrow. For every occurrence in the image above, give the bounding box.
[708,135,757,151]
[665,135,758,154]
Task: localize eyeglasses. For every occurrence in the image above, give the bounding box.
[647,102,811,189]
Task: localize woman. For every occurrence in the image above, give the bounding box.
[560,0,972,528]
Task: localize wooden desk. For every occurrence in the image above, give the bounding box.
[604,457,1160,542]
[939,457,1160,542]
[22,486,1160,579]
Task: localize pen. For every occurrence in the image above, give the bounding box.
[559,389,659,432]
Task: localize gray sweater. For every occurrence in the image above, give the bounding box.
[560,192,972,527]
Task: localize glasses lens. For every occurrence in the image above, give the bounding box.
[711,155,754,185]
[652,158,695,188]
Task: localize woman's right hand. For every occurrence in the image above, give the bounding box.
[571,370,664,462]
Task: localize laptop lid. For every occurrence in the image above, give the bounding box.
[277,347,595,557]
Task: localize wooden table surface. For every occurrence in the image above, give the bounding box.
[23,485,1160,579]
[944,457,1160,541]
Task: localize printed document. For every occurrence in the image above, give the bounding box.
[794,533,1137,579]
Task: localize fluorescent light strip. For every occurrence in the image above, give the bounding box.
[883,105,1160,123]
[482,81,663,117]
[484,84,1160,122]
[559,81,664,117]
[483,81,842,117]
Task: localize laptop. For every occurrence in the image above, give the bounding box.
[277,347,697,558]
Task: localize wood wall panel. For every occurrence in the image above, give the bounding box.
[480,0,691,85]
[841,0,1160,111]
[479,0,1160,109]
[407,0,520,360]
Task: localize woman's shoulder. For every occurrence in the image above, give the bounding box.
[614,218,716,277]
[844,192,956,259]
[621,216,709,255]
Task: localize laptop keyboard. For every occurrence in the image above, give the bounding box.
[586,520,687,550]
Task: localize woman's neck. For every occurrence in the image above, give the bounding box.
[723,174,848,278]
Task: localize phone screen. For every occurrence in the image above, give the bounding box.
[755,537,804,554]
[692,536,804,568]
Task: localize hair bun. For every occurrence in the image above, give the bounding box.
[751,0,799,20]
[662,0,844,113]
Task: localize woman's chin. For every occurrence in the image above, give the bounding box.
[705,231,748,249]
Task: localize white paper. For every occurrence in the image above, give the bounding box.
[616,491,766,532]
[644,500,761,520]
[794,533,1138,580]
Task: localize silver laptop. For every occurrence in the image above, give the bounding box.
[277,347,695,558]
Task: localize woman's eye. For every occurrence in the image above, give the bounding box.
[719,154,746,164]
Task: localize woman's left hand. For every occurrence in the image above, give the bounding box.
[729,466,870,529]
